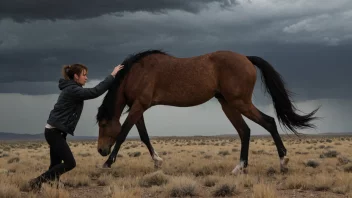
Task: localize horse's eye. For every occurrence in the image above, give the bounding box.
[101,124,107,128]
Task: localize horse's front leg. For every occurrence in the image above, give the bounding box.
[103,102,145,168]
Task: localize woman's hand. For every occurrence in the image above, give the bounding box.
[111,64,124,77]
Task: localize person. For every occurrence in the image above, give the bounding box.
[27,63,124,191]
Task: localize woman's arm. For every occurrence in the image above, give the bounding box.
[69,75,115,100]
[68,64,123,100]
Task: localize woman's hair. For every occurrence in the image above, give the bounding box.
[61,63,88,80]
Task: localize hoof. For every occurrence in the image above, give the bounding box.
[154,159,163,169]
[282,157,289,165]
[153,153,163,169]
[231,166,248,176]
[102,162,111,169]
[280,157,289,173]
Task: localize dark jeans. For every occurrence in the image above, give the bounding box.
[36,128,76,183]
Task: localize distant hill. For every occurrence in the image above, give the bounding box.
[0,132,98,141]
[0,131,351,141]
[0,132,44,141]
[0,132,142,141]
[311,132,352,136]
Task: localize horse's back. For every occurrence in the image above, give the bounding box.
[123,50,256,107]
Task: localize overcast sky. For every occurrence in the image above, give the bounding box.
[0,0,351,137]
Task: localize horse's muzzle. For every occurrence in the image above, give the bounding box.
[98,148,111,156]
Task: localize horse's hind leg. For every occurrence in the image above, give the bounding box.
[217,97,251,175]
[233,100,289,173]
[135,115,163,169]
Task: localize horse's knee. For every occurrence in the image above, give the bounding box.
[243,125,251,137]
[140,136,150,146]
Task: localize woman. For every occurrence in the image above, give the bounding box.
[27,63,124,191]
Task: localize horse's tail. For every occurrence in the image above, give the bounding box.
[246,56,319,135]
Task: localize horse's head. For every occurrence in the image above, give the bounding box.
[97,118,121,156]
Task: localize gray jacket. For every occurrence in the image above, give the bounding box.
[46,75,115,136]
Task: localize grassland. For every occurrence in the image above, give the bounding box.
[0,134,352,198]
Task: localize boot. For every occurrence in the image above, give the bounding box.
[27,178,42,192]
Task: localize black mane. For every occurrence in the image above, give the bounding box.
[96,49,168,122]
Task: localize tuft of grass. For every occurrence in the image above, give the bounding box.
[218,150,230,156]
[139,171,169,188]
[344,164,352,173]
[337,156,350,166]
[191,165,214,177]
[212,182,237,197]
[203,176,219,187]
[166,176,200,197]
[305,159,320,168]
[320,150,338,158]
[128,152,141,157]
[7,157,20,164]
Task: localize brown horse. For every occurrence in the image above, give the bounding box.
[96,49,319,174]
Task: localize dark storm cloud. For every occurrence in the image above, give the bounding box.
[0,0,239,22]
[0,0,351,103]
[0,49,124,83]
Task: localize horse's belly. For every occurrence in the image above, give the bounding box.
[153,81,216,107]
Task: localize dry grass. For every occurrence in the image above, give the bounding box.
[252,182,278,198]
[0,135,351,197]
